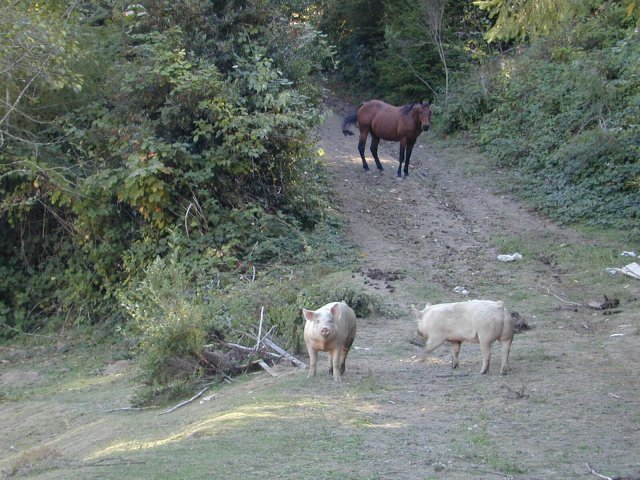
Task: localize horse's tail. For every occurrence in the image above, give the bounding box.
[342,113,357,136]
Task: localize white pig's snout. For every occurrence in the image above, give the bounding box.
[320,327,331,337]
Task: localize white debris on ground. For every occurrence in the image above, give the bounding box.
[497,253,523,262]
[453,286,469,295]
[606,261,640,280]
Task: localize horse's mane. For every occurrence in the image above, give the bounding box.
[399,103,417,116]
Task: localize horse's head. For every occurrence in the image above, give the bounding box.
[418,101,432,132]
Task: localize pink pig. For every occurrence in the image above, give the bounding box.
[302,302,357,381]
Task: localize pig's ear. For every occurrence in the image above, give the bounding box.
[424,302,432,309]
[302,309,315,322]
[330,302,340,318]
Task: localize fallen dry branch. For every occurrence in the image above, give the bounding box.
[435,373,470,378]
[80,458,147,468]
[198,315,306,382]
[105,406,157,413]
[586,463,613,480]
[258,360,279,377]
[225,342,282,360]
[256,325,276,349]
[255,306,264,350]
[260,337,308,369]
[545,287,582,306]
[0,321,62,339]
[159,387,208,415]
[199,393,219,404]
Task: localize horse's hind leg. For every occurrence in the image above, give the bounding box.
[358,130,370,171]
[369,134,384,171]
[397,144,406,178]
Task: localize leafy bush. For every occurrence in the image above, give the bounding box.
[122,256,216,387]
[446,14,640,238]
[296,272,383,319]
[438,63,498,133]
[0,1,334,334]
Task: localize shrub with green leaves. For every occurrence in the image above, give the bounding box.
[122,256,215,387]
[296,272,382,319]
[0,0,334,334]
[444,7,639,238]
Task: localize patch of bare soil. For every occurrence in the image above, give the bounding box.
[317,93,640,479]
[0,369,41,388]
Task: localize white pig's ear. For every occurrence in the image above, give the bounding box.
[330,302,340,318]
[302,309,315,322]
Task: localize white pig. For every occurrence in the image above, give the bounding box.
[411,300,514,375]
[302,302,357,381]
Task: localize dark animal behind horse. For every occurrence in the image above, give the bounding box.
[342,99,431,177]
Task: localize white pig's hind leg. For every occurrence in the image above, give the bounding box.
[338,345,350,375]
[479,340,492,374]
[499,338,512,375]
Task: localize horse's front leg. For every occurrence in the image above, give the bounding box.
[397,144,405,177]
[370,135,384,171]
[403,142,415,177]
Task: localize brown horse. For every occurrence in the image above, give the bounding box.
[342,100,432,177]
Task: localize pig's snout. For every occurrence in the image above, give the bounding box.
[320,327,331,337]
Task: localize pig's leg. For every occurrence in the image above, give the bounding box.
[330,350,343,382]
[339,340,354,375]
[338,348,348,375]
[499,338,512,375]
[450,341,462,369]
[307,348,318,378]
[479,340,492,374]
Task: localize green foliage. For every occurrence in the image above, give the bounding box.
[438,64,497,133]
[297,272,383,319]
[122,256,214,387]
[319,0,492,103]
[474,0,601,41]
[317,0,386,94]
[453,8,640,236]
[0,1,85,101]
[0,0,334,334]
[374,6,443,104]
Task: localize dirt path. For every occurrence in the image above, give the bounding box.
[315,95,640,479]
[1,96,638,480]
